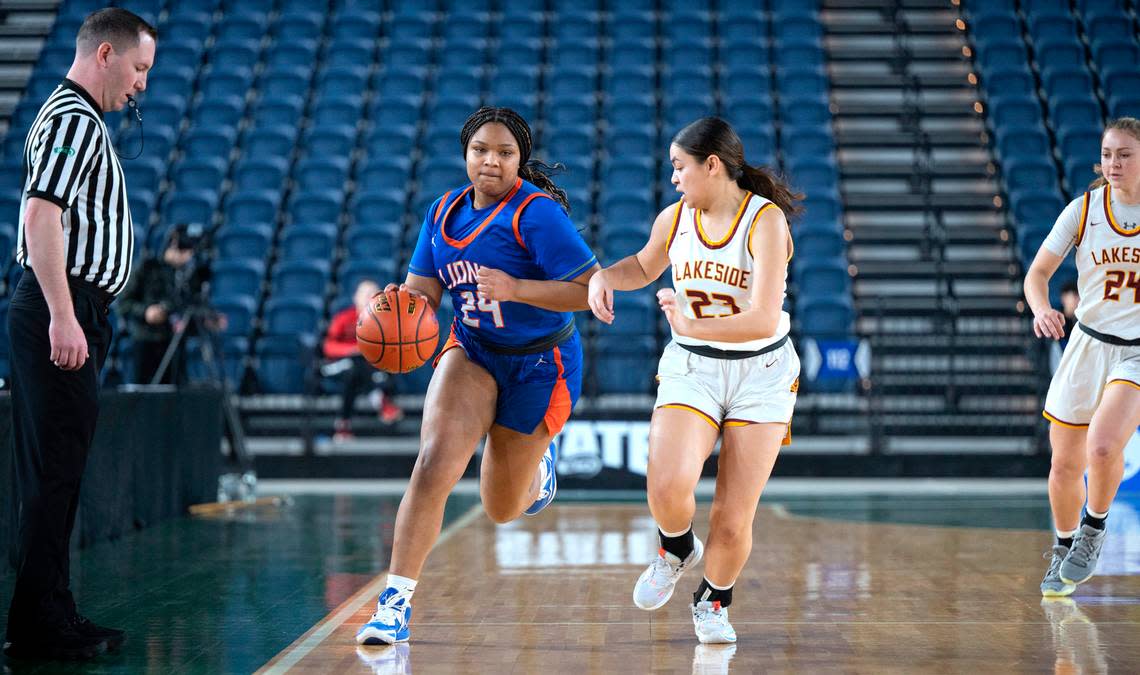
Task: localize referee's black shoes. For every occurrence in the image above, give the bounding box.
[71,613,126,651]
[3,618,116,661]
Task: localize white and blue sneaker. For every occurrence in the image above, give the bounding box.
[356,587,412,645]
[524,441,558,516]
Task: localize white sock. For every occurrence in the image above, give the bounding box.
[387,573,417,596]
[1086,507,1108,519]
[659,522,693,538]
[704,577,734,591]
[1056,528,1078,539]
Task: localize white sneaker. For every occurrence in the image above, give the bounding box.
[356,587,412,645]
[692,600,737,644]
[632,535,704,610]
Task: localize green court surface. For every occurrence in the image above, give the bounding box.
[0,490,1065,673]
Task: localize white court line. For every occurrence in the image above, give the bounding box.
[259,477,1048,498]
[255,504,483,675]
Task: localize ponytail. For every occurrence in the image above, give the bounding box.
[1090,116,1140,190]
[519,160,571,213]
[737,164,804,219]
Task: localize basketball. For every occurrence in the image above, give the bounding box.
[356,288,439,373]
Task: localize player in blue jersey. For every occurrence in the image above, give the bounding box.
[357,107,599,646]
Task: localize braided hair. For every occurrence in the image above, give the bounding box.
[672,117,804,219]
[459,106,571,212]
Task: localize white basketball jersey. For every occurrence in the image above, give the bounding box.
[666,193,791,351]
[1074,184,1140,339]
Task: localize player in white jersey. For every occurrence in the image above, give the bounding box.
[588,117,802,643]
[1025,117,1140,597]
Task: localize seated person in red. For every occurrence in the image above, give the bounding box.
[322,279,403,439]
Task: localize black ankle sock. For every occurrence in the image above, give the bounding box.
[1057,536,1074,550]
[659,527,694,560]
[694,577,733,608]
[1082,511,1107,530]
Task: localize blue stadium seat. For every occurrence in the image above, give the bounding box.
[983,66,1035,98]
[163,191,218,229]
[332,9,381,41]
[182,127,237,158]
[215,224,273,260]
[990,99,1043,128]
[360,123,416,160]
[783,130,835,160]
[193,95,245,129]
[593,335,656,395]
[1035,38,1087,75]
[210,259,265,300]
[288,191,342,226]
[119,157,163,196]
[243,125,296,158]
[295,157,351,193]
[264,39,319,70]
[316,65,369,100]
[264,296,323,336]
[602,159,654,193]
[974,39,1028,73]
[385,40,432,69]
[611,10,654,41]
[210,39,260,72]
[795,231,846,261]
[351,189,406,228]
[969,13,1020,44]
[279,224,336,261]
[232,157,288,192]
[787,159,839,192]
[1004,158,1058,192]
[337,259,399,296]
[276,13,323,41]
[600,193,654,229]
[795,258,850,297]
[603,126,655,158]
[252,95,305,127]
[225,191,278,227]
[255,334,316,394]
[1028,14,1078,42]
[428,94,480,128]
[163,12,212,43]
[996,127,1052,158]
[358,157,413,192]
[1010,189,1065,229]
[370,94,422,128]
[346,227,401,260]
[303,125,356,159]
[1108,94,1140,118]
[174,158,227,193]
[1050,97,1103,129]
[798,296,854,338]
[199,67,255,99]
[259,68,310,100]
[1041,66,1094,97]
[216,15,266,42]
[212,296,258,338]
[1065,157,1098,196]
[272,260,331,298]
[313,97,365,129]
[419,158,468,195]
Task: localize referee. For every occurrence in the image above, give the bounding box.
[4,9,154,661]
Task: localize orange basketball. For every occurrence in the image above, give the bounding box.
[356,288,440,373]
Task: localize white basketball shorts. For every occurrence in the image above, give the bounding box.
[654,338,800,436]
[1044,326,1140,427]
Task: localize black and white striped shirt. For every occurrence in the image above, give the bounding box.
[17,79,134,295]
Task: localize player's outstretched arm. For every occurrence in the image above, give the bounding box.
[588,205,676,324]
[477,264,600,312]
[659,206,788,343]
[1024,247,1066,341]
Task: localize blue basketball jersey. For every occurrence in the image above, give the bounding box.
[408,178,597,347]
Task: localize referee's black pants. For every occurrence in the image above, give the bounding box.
[5,271,112,637]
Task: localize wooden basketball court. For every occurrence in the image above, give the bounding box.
[258,502,1140,673]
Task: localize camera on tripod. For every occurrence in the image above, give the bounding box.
[168,222,215,309]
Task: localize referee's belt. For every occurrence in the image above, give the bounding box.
[471,320,576,356]
[1078,322,1140,346]
[678,334,789,360]
[25,267,115,314]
